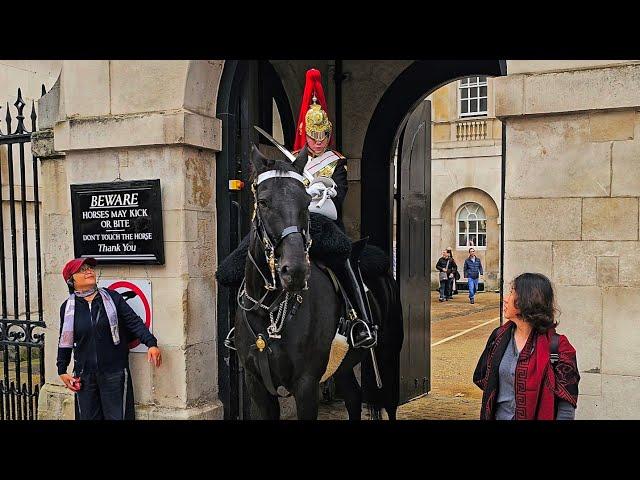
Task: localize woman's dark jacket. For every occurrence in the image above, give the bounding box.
[56,289,157,376]
[435,257,456,276]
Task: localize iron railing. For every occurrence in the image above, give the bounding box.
[0,86,46,420]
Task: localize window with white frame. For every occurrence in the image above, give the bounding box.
[457,203,487,248]
[459,76,488,117]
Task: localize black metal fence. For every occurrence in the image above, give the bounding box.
[0,87,46,420]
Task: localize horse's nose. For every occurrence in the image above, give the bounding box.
[280,263,308,291]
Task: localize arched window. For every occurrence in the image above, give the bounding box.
[457,203,487,249]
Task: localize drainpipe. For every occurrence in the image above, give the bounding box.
[334,60,344,152]
[500,121,506,326]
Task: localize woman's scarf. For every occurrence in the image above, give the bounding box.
[473,321,580,420]
[59,288,120,348]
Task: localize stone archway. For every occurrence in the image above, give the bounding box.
[361,60,505,254]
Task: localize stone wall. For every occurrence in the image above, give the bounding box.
[496,61,640,419]
[36,61,224,419]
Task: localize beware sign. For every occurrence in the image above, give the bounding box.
[98,279,152,353]
[70,179,165,264]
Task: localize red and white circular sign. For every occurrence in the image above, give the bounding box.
[99,279,153,352]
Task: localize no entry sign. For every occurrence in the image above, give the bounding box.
[98,279,153,353]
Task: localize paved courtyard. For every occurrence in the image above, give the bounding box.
[318,290,501,420]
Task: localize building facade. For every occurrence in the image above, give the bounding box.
[0,60,638,420]
[426,77,502,290]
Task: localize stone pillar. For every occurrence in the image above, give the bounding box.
[496,61,640,419]
[36,61,225,419]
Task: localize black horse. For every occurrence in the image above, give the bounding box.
[234,145,403,420]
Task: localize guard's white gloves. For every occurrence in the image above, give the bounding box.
[306,177,337,203]
[306,176,338,220]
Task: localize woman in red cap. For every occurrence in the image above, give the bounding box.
[57,257,162,420]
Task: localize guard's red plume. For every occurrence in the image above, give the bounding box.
[293,68,331,151]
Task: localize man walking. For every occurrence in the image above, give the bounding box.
[463,247,483,304]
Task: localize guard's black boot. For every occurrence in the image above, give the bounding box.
[346,240,377,349]
[332,240,377,348]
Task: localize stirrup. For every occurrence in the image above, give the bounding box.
[350,319,377,349]
[224,327,237,351]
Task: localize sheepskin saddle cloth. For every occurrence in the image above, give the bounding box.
[215,214,391,288]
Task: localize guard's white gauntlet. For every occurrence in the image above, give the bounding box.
[306,176,338,220]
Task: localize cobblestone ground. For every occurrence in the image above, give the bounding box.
[318,290,501,420]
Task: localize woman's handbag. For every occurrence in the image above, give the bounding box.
[439,259,450,281]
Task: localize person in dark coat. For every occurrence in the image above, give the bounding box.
[57,257,162,420]
[463,247,483,304]
[435,249,454,302]
[446,248,458,298]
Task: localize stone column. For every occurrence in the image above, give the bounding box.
[495,61,640,419]
[36,61,224,419]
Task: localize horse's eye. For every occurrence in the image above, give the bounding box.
[257,199,269,209]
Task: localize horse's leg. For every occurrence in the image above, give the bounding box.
[334,370,362,420]
[293,376,320,420]
[385,405,397,420]
[245,370,280,420]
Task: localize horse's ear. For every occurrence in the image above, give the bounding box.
[251,143,276,174]
[292,145,308,174]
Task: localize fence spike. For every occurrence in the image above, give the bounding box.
[14,88,27,134]
[30,100,36,132]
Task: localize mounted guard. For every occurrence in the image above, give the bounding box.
[218,68,376,349]
[214,68,402,420]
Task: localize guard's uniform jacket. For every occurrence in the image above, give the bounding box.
[294,148,348,227]
[56,289,157,420]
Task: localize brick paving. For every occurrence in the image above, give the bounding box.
[318,290,501,420]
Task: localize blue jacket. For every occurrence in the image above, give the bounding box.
[464,256,483,279]
[57,289,157,376]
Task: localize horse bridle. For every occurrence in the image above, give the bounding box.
[250,170,312,292]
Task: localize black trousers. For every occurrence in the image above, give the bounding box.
[74,367,135,420]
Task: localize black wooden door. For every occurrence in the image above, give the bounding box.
[216,61,294,420]
[397,100,431,404]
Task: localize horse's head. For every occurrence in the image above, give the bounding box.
[250,144,312,292]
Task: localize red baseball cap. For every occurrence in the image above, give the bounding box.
[62,257,97,282]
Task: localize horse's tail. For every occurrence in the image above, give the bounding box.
[361,270,403,416]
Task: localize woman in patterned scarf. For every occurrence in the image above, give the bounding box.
[473,273,580,420]
[57,257,162,420]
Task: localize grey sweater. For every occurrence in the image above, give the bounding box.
[495,330,575,420]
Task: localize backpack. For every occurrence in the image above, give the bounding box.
[550,332,559,365]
